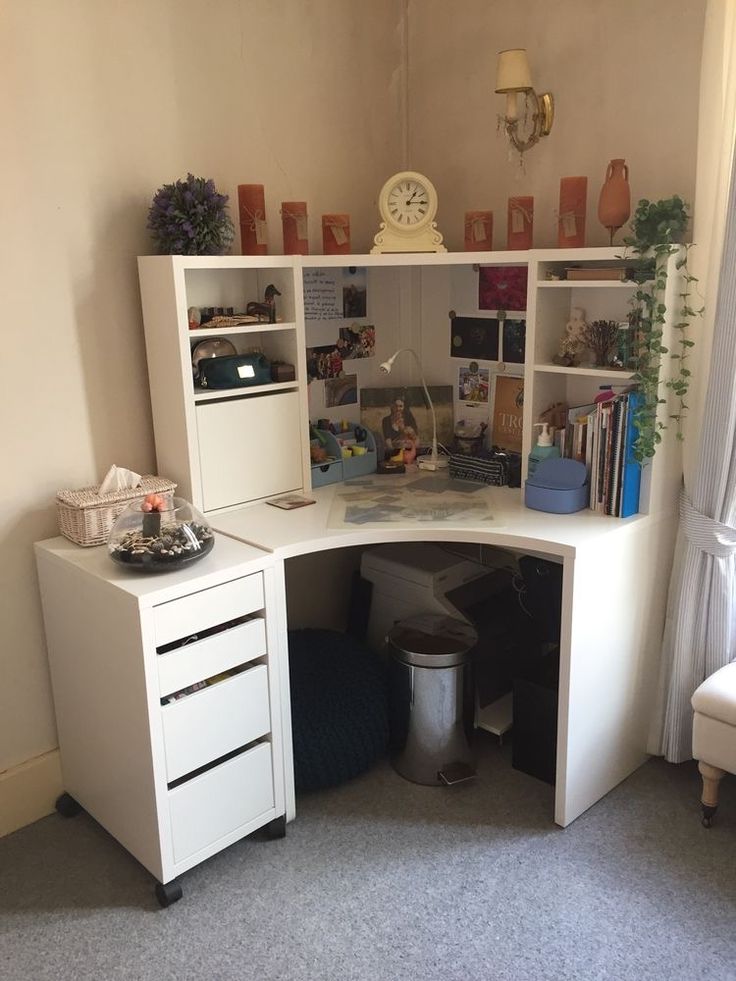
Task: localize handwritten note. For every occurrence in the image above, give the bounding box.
[303,269,342,320]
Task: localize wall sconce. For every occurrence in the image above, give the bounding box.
[495,48,554,157]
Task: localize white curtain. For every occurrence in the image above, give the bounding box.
[650,0,736,762]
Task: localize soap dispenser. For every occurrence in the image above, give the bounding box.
[528,422,561,478]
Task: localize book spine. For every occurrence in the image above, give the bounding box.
[620,392,643,518]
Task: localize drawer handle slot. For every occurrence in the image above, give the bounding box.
[161,662,259,706]
[167,737,270,790]
[156,613,261,655]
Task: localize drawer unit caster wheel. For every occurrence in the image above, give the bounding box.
[55,792,83,818]
[155,879,183,908]
[266,815,287,839]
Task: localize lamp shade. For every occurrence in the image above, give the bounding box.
[495,48,533,93]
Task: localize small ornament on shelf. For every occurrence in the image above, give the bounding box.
[557,177,587,248]
[553,306,588,366]
[507,196,533,249]
[245,284,282,324]
[464,211,493,251]
[597,159,631,245]
[322,214,351,254]
[238,184,269,255]
[281,201,309,254]
[585,319,621,368]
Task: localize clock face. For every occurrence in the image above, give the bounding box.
[387,177,430,227]
[379,171,438,233]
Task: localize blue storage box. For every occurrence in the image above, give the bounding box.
[310,426,377,489]
[525,458,589,514]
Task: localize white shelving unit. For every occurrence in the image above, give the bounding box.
[137,255,311,514]
[523,246,683,515]
[138,247,682,519]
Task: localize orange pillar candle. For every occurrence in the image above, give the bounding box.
[281,201,309,255]
[507,196,533,250]
[238,184,268,255]
[557,177,588,248]
[464,211,493,251]
[322,214,351,255]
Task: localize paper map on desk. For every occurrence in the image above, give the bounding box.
[328,474,500,528]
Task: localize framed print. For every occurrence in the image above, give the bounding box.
[361,385,454,454]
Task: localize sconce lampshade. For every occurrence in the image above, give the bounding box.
[495,48,533,93]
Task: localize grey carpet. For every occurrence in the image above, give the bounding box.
[2,737,736,981]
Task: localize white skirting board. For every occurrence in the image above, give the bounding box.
[0,749,62,838]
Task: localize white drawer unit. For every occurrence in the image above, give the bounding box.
[34,534,293,909]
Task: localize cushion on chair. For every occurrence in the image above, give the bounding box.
[691,661,736,726]
[288,628,389,792]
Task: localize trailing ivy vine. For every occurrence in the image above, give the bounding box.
[621,196,702,462]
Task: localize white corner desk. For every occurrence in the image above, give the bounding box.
[210,473,678,830]
[36,473,677,905]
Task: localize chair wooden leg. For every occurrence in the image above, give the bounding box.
[698,760,726,828]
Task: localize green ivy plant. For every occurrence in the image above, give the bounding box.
[621,196,701,462]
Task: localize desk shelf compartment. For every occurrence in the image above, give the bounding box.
[168,741,274,863]
[161,663,271,782]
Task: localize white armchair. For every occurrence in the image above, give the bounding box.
[691,661,736,827]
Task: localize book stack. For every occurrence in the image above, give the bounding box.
[558,393,642,517]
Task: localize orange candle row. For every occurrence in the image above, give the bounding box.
[238,186,351,255]
[239,184,595,254]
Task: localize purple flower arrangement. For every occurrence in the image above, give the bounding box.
[147,173,235,255]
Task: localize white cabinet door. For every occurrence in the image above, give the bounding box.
[196,391,303,510]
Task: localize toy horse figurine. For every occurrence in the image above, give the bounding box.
[246,284,281,323]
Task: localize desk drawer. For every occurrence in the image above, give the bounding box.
[162,664,270,782]
[168,742,274,863]
[153,573,264,648]
[158,618,267,697]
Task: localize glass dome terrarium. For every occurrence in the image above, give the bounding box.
[108,494,214,572]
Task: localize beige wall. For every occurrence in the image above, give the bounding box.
[408,0,706,251]
[1,1,706,799]
[0,0,404,775]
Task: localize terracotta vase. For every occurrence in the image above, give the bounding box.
[597,159,630,245]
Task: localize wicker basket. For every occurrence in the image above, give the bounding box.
[56,476,177,547]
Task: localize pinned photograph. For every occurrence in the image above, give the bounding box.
[343,267,367,318]
[458,362,490,403]
[339,324,375,359]
[306,345,343,380]
[450,316,499,361]
[478,266,528,312]
[502,319,526,364]
[325,374,358,407]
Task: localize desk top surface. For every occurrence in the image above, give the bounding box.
[210,472,647,561]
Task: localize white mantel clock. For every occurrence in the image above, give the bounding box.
[371,171,446,253]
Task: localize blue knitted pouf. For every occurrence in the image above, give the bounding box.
[288,628,389,792]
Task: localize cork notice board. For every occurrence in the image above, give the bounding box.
[491,375,524,452]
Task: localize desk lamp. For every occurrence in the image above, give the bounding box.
[379,348,448,471]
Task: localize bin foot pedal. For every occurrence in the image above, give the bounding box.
[438,762,476,785]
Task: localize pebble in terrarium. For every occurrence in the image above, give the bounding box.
[108,494,214,572]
